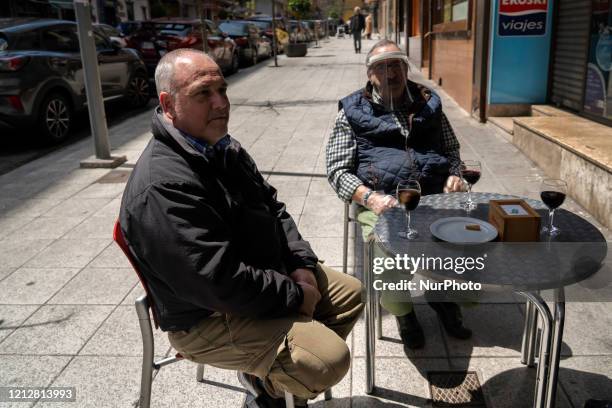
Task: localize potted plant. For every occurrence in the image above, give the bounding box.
[286,0,310,57]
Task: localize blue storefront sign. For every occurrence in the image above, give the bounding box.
[488,0,554,105]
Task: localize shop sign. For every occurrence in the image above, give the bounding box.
[498,0,548,36]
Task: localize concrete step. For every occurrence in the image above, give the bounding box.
[488,116,516,135]
[531,104,577,117]
[513,116,612,229]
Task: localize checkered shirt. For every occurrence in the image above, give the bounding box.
[325,100,462,202]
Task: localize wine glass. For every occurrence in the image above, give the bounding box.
[396,179,421,239]
[540,178,567,237]
[460,160,482,211]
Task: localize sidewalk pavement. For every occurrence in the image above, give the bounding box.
[0,38,611,408]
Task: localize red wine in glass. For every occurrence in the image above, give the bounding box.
[540,191,566,209]
[462,170,481,185]
[396,180,421,239]
[540,179,568,237]
[460,160,482,211]
[398,189,421,211]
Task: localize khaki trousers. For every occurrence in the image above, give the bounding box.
[168,263,364,400]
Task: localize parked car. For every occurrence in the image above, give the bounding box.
[247,18,289,53]
[127,19,239,77]
[219,20,271,66]
[0,19,150,143]
[94,23,127,48]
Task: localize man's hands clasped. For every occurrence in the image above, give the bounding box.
[291,268,321,317]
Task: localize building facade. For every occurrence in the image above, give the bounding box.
[381,0,611,126]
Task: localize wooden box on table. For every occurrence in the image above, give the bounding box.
[488,199,541,242]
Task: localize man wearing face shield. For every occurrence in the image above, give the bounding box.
[326,40,470,349]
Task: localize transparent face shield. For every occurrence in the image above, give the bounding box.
[366,51,411,111]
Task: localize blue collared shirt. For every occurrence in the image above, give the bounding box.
[180,130,230,160]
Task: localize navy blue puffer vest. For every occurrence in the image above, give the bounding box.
[339,81,450,196]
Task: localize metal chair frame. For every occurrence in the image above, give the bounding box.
[114,220,330,407]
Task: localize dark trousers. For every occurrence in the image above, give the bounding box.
[353,32,361,52]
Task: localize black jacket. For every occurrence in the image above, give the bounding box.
[119,108,317,331]
[350,14,365,34]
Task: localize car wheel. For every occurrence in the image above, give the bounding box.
[38,93,72,144]
[125,72,150,108]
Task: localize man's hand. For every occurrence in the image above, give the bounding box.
[290,268,318,289]
[367,192,398,215]
[443,175,465,193]
[297,281,321,317]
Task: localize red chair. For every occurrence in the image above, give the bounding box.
[113,220,204,408]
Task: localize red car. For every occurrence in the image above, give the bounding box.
[126,19,239,77]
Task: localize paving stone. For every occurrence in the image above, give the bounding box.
[48,267,137,305]
[150,360,246,408]
[70,183,126,200]
[0,239,53,269]
[43,198,112,220]
[0,267,15,281]
[0,268,80,304]
[559,356,612,406]
[0,305,39,343]
[307,237,355,267]
[560,302,612,357]
[0,355,71,406]
[449,357,574,408]
[61,214,118,240]
[24,239,110,269]
[88,244,131,269]
[12,217,84,240]
[0,215,36,240]
[352,356,450,408]
[35,356,141,408]
[0,305,113,355]
[80,305,170,358]
[0,198,62,218]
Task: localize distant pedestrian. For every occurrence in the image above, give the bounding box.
[349,7,365,53]
[365,14,373,40]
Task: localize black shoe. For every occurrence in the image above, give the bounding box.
[428,302,472,339]
[395,311,425,349]
[238,372,286,408]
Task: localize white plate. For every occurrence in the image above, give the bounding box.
[429,217,498,243]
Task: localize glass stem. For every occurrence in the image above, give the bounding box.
[467,184,472,203]
[549,208,555,231]
[406,211,412,233]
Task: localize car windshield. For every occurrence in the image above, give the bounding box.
[219,23,247,36]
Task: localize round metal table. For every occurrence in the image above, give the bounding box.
[361,192,608,408]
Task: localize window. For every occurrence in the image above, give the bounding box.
[434,0,468,24]
[42,27,78,52]
[12,31,41,50]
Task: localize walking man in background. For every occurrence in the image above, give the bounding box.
[350,7,365,53]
